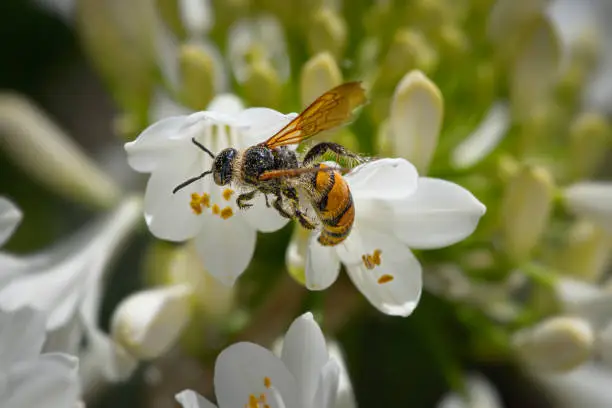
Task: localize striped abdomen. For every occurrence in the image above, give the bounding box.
[310,164,355,246]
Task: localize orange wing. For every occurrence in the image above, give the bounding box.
[261,81,367,149]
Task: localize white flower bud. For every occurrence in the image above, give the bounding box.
[111,284,192,360]
[300,52,342,107]
[387,70,443,174]
[513,316,594,372]
[501,165,554,261]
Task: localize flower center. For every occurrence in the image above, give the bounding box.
[362,249,382,269]
[243,377,285,408]
[190,189,235,219]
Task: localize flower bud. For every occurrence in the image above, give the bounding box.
[111,284,192,360]
[512,316,594,372]
[510,15,561,122]
[567,112,612,181]
[178,44,216,110]
[308,8,347,59]
[386,70,443,174]
[501,164,554,261]
[285,225,310,286]
[564,182,612,234]
[380,29,438,85]
[487,0,549,44]
[243,58,283,109]
[300,52,342,107]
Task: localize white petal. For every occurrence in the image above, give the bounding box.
[0,307,46,367]
[0,197,22,248]
[175,390,218,408]
[5,353,79,408]
[346,230,422,317]
[81,325,138,383]
[564,182,612,233]
[537,363,612,408]
[236,108,298,145]
[346,158,418,201]
[214,342,300,408]
[242,193,291,233]
[143,148,207,242]
[312,359,341,408]
[207,93,244,115]
[193,215,256,286]
[124,115,192,173]
[281,312,329,406]
[451,102,510,169]
[392,178,486,249]
[327,342,356,408]
[438,373,503,408]
[305,234,341,291]
[111,284,192,360]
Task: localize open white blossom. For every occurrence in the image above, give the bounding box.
[0,197,142,385]
[175,312,347,408]
[0,306,80,408]
[125,94,296,286]
[304,158,487,317]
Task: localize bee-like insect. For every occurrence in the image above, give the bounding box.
[173,82,368,246]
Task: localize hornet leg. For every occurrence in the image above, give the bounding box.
[236,190,258,210]
[302,142,365,167]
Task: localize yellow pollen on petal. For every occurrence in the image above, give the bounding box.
[201,193,211,208]
[212,204,220,215]
[362,249,383,270]
[264,376,272,389]
[220,206,234,219]
[223,188,234,201]
[189,193,203,215]
[378,274,394,284]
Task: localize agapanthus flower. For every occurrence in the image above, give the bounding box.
[175,312,351,408]
[304,158,486,317]
[125,94,296,285]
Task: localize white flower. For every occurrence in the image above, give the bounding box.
[111,284,193,360]
[563,182,612,234]
[125,94,297,285]
[304,158,487,317]
[175,312,348,408]
[437,373,503,408]
[0,306,80,408]
[0,197,142,385]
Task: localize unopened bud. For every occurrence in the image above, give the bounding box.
[285,225,310,286]
[111,284,192,360]
[386,70,443,174]
[243,58,283,109]
[501,165,554,261]
[308,8,347,59]
[513,316,594,372]
[380,29,438,85]
[487,0,549,44]
[178,44,215,110]
[564,182,612,234]
[300,52,342,107]
[554,221,611,281]
[510,15,561,122]
[568,113,611,180]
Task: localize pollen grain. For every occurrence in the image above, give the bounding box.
[212,204,220,215]
[378,274,394,284]
[189,193,211,215]
[362,249,383,270]
[220,206,234,219]
[223,188,234,201]
[264,376,271,388]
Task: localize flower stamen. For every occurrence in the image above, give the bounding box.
[378,274,394,284]
[190,193,211,214]
[362,249,383,270]
[220,206,234,219]
[243,377,280,408]
[223,188,234,201]
[212,204,220,215]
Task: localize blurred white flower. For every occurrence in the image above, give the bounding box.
[304,158,486,317]
[0,307,80,408]
[111,284,192,360]
[563,182,612,233]
[0,197,142,385]
[125,94,296,286]
[537,362,612,408]
[175,312,347,408]
[0,196,22,248]
[437,373,503,408]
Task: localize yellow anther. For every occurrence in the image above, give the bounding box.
[378,274,394,284]
[201,193,210,208]
[223,188,234,201]
[212,204,220,215]
[264,376,271,388]
[247,394,259,408]
[220,206,234,219]
[362,249,383,270]
[190,193,203,215]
